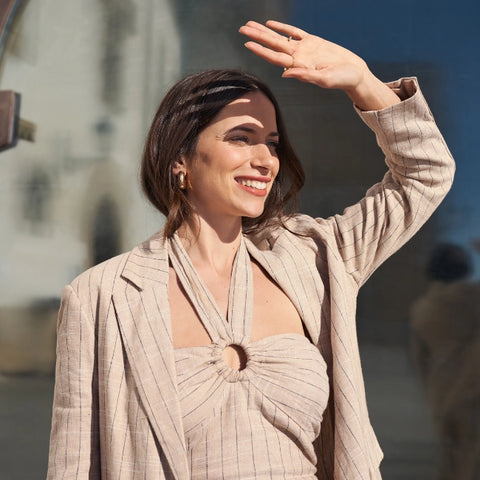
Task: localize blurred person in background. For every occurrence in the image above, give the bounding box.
[411,243,480,479]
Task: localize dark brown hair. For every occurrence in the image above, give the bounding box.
[141,69,305,238]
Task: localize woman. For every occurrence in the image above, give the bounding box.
[47,20,454,480]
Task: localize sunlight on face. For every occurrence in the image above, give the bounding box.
[184,91,280,226]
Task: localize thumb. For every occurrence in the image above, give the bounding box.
[282,67,322,83]
[283,66,339,89]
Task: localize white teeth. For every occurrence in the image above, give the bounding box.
[239,179,267,190]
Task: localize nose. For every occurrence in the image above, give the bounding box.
[250,142,278,173]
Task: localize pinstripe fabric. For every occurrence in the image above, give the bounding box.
[47,77,454,479]
[170,234,329,479]
[175,335,327,480]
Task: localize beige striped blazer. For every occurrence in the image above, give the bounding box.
[47,78,455,480]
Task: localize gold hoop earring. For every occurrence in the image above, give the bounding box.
[178,171,186,190]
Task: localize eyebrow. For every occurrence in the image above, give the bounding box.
[225,125,279,137]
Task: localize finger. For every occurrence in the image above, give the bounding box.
[242,20,277,35]
[281,67,311,80]
[282,67,343,90]
[265,20,307,40]
[239,24,292,53]
[240,21,297,52]
[281,67,330,87]
[242,20,288,40]
[244,41,293,68]
[240,21,285,42]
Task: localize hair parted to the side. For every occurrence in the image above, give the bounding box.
[140,69,305,238]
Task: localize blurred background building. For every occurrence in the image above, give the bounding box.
[0,0,478,478]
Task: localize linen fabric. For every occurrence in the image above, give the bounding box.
[47,77,455,480]
[169,233,329,479]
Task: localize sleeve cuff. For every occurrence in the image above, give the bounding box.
[355,77,434,132]
[385,76,419,101]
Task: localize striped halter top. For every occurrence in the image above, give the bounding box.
[168,233,329,479]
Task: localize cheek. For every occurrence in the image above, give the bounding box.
[272,158,280,179]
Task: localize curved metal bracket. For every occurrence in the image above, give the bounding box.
[0,0,35,152]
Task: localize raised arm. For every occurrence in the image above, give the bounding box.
[239,20,400,111]
[241,20,455,285]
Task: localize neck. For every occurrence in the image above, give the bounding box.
[176,213,243,277]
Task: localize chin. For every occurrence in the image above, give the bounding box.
[233,199,268,220]
[240,209,265,219]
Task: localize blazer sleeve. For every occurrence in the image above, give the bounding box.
[47,284,100,479]
[314,77,455,286]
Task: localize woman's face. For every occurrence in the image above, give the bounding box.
[182,91,280,224]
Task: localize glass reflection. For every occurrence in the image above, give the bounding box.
[411,244,480,479]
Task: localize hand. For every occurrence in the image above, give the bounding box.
[239,20,367,90]
[239,20,400,110]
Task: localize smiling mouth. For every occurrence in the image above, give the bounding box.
[237,178,268,190]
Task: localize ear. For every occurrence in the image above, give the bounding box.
[172,157,186,176]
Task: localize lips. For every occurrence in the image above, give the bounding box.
[235,176,271,197]
[238,178,267,190]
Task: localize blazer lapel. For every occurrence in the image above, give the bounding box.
[245,235,321,343]
[112,231,189,480]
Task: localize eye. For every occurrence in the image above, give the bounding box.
[229,135,249,144]
[267,140,280,150]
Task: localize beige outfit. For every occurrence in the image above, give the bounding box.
[47,77,455,479]
[170,233,329,479]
